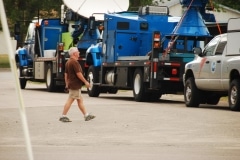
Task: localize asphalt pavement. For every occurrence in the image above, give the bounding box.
[1,69,240,160]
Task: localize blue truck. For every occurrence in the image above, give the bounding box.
[15,0,220,102]
[84,0,217,101]
[15,1,129,92]
[15,5,104,91]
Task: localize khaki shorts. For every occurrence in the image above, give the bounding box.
[68,89,82,99]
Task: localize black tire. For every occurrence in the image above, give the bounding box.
[133,68,147,102]
[46,64,56,92]
[108,88,118,94]
[19,67,27,89]
[19,78,27,89]
[148,91,162,102]
[184,77,200,107]
[87,65,100,97]
[228,79,240,111]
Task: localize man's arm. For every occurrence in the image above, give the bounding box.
[76,72,90,88]
[64,73,68,88]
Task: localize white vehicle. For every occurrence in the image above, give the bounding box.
[183,18,240,111]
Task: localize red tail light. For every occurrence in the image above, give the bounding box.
[172,68,177,75]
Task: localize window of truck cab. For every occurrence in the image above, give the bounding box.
[214,35,227,55]
[202,36,221,56]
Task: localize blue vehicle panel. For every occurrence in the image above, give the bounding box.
[40,19,68,55]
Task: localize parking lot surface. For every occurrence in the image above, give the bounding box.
[1,69,240,160]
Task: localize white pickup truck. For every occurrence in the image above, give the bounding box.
[183,18,240,111]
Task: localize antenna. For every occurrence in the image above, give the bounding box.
[63,0,129,20]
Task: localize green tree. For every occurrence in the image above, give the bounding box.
[214,0,240,11]
[2,0,62,34]
[1,0,239,33]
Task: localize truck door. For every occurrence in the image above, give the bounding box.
[197,36,220,90]
[103,31,140,63]
[207,36,227,90]
[115,32,139,57]
[103,30,115,63]
[42,27,62,51]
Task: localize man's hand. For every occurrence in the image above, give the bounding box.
[64,86,69,93]
[84,81,91,88]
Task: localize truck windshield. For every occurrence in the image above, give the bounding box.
[25,23,35,42]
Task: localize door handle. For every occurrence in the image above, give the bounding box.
[205,61,209,64]
[217,60,221,63]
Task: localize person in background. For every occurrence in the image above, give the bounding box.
[59,47,95,122]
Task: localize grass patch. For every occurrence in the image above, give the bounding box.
[220,96,228,102]
[0,54,10,68]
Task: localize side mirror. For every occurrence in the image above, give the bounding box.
[193,47,202,55]
[88,16,96,30]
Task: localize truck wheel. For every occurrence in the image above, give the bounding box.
[184,77,200,107]
[19,78,27,89]
[46,64,56,92]
[87,65,100,97]
[108,88,118,94]
[148,91,162,102]
[228,79,240,111]
[18,67,27,89]
[133,68,147,102]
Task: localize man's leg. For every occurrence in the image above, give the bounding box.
[62,97,74,115]
[77,95,95,121]
[76,96,87,115]
[59,97,74,122]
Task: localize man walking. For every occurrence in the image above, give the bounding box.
[59,47,95,122]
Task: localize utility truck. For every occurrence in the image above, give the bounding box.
[85,0,216,101]
[15,0,128,91]
[16,0,220,103]
[184,18,240,111]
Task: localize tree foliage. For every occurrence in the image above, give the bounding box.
[1,0,62,35]
[129,0,240,11]
[215,0,240,11]
[1,0,239,34]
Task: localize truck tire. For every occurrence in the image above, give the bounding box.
[87,65,100,97]
[19,67,27,89]
[19,78,27,89]
[184,77,200,107]
[147,91,162,102]
[133,68,147,102]
[108,88,118,94]
[46,64,56,92]
[228,79,240,111]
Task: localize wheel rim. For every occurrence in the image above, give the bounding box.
[88,72,93,90]
[185,85,192,102]
[230,86,237,105]
[134,74,141,94]
[46,69,51,86]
